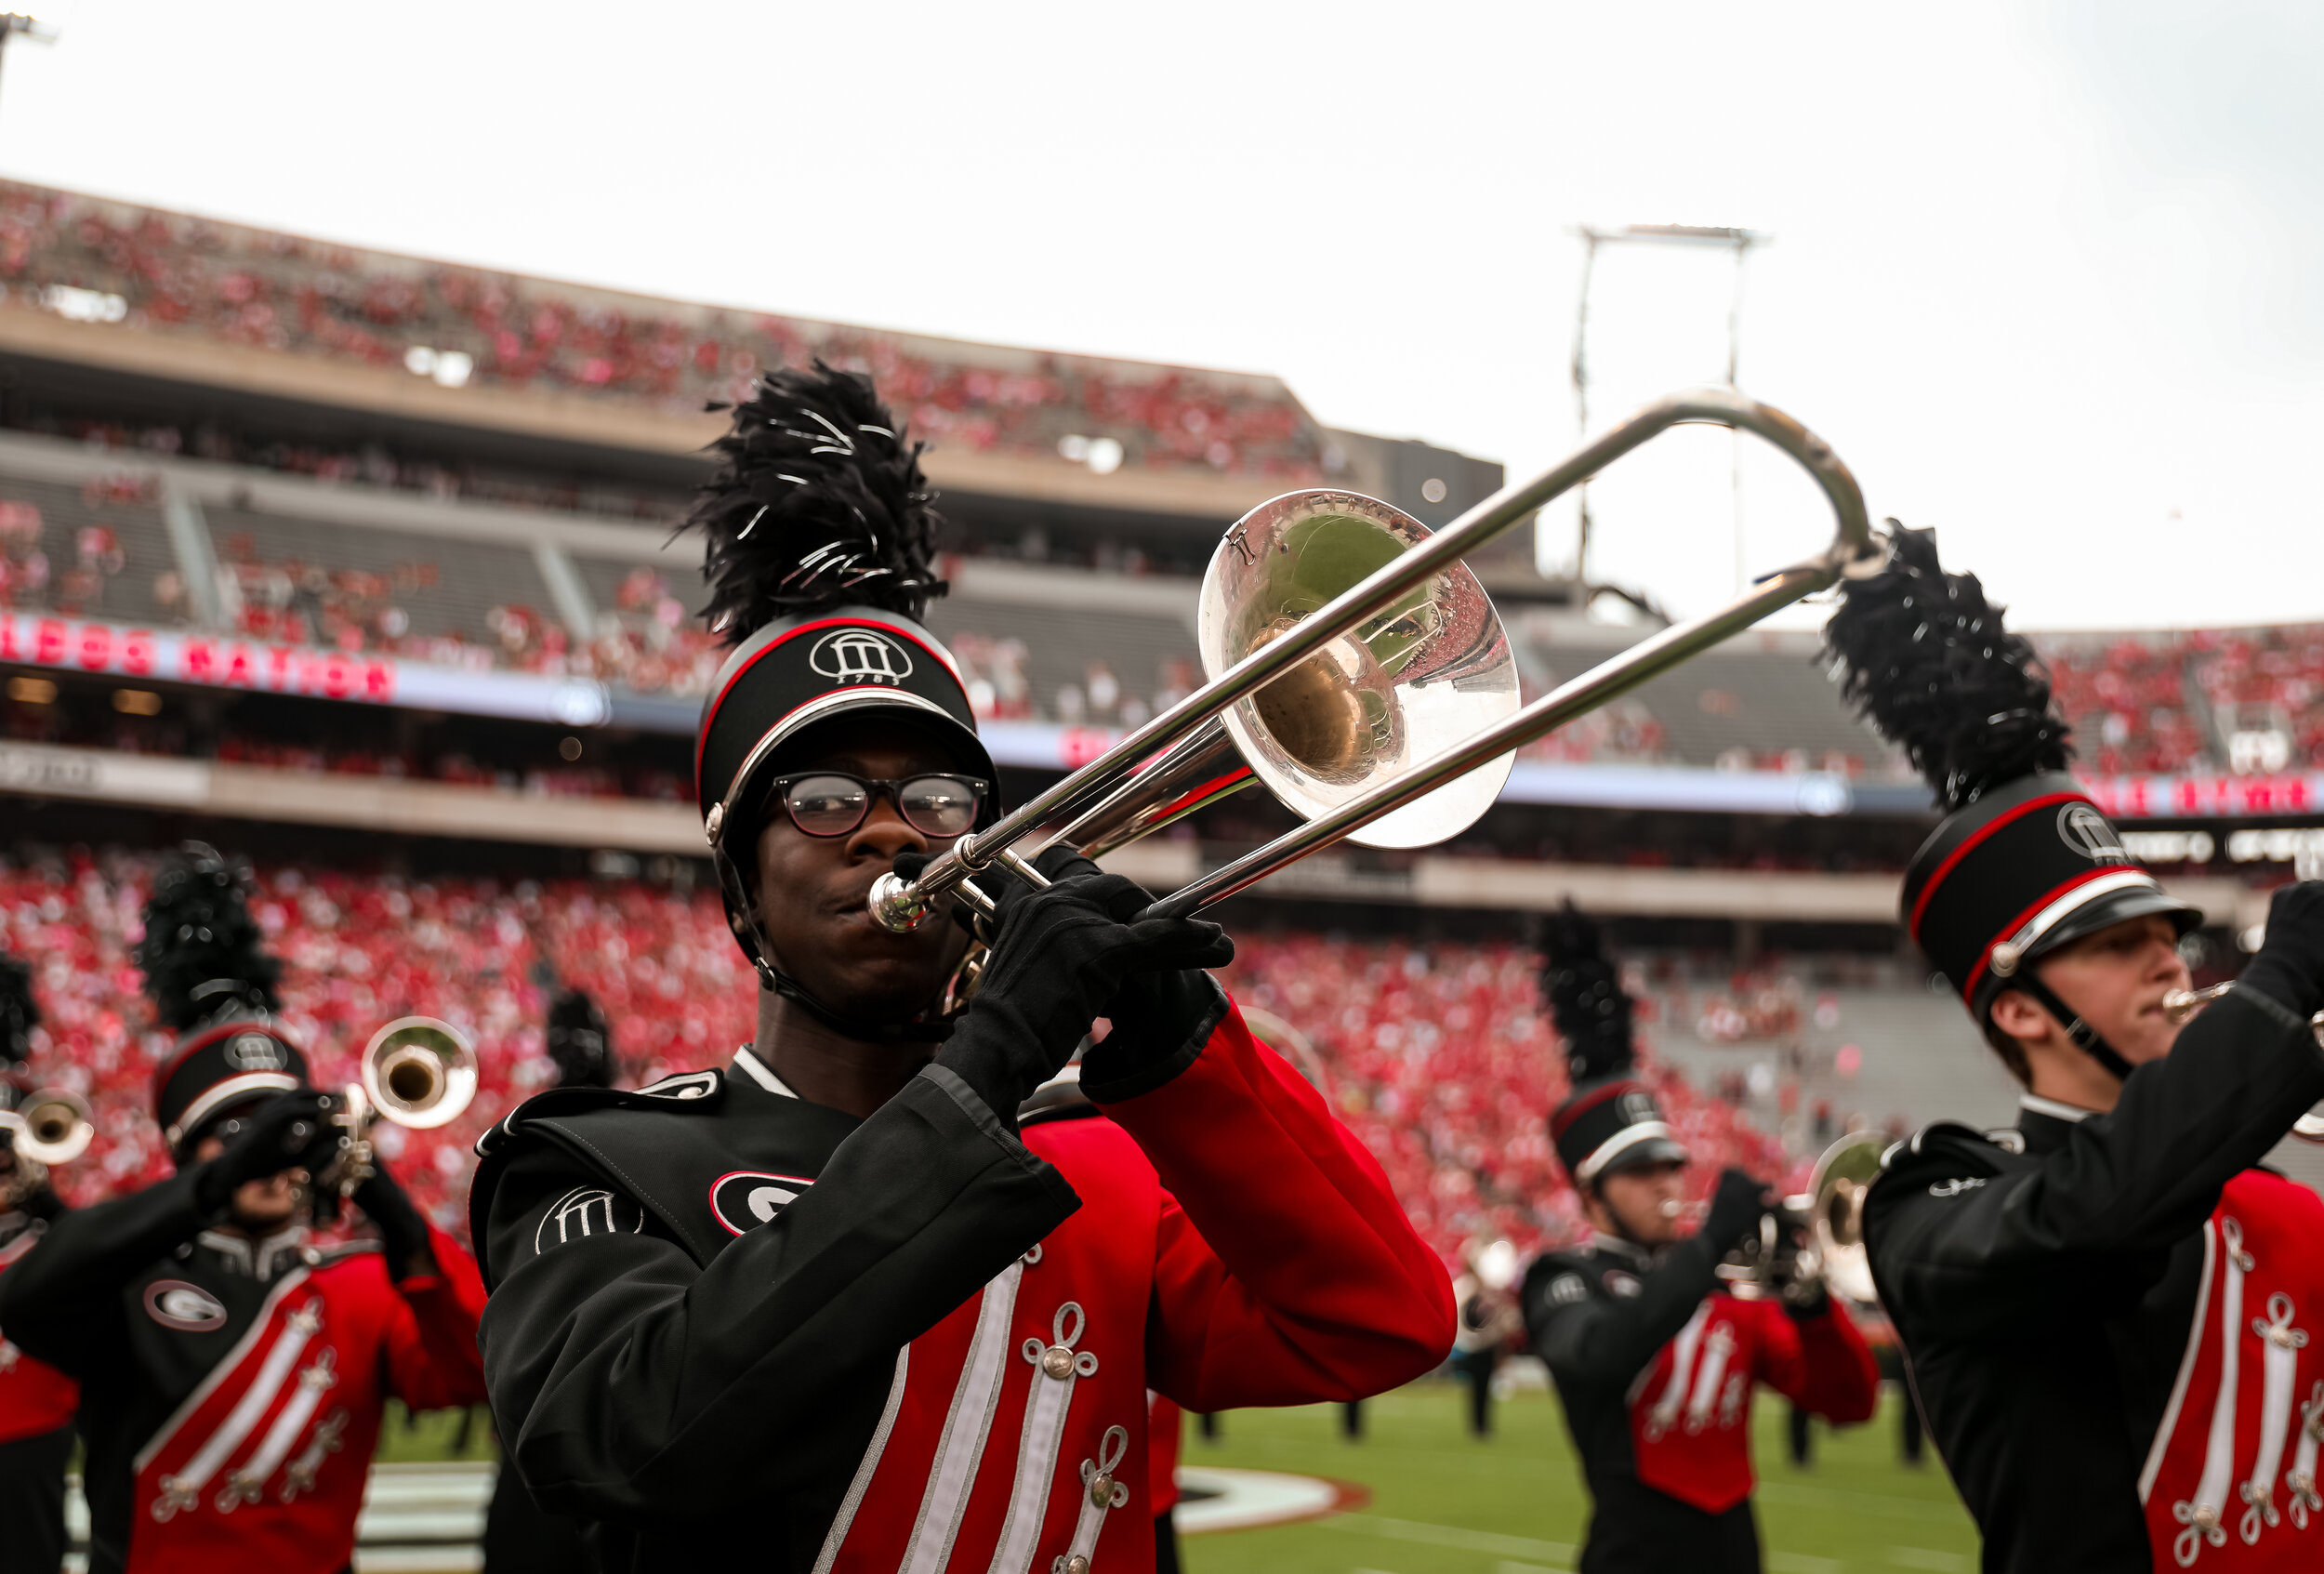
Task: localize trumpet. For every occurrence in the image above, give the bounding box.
[1716,1132,1886,1307]
[0,1086,95,1204]
[315,1017,478,1199]
[2162,984,2324,1143]
[870,387,1877,933]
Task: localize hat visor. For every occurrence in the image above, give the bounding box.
[2025,883,2202,964]
[1595,1134,1691,1178]
[723,695,1000,853]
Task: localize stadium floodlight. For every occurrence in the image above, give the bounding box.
[1567,223,1769,598]
[0,13,55,125]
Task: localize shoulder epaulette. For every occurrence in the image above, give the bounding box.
[474,1066,728,1158]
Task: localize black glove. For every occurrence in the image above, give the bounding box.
[2237,881,2324,1021]
[352,1161,435,1279]
[896,843,1103,946]
[191,1090,340,1216]
[934,870,1233,1127]
[1700,1167,1776,1254]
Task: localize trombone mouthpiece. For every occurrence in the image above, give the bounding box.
[868,871,931,933]
[1657,1197,1685,1218]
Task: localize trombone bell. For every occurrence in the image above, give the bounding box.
[360,1018,478,1131]
[1803,1131,1887,1305]
[1198,492,1520,850]
[7,1087,94,1167]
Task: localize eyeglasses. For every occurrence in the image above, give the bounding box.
[766,773,989,840]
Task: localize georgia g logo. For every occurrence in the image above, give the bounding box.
[144,1280,229,1331]
[809,628,913,687]
[2057,802,2130,865]
[709,1171,815,1237]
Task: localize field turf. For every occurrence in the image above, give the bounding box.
[376,1380,1982,1573]
[1178,1382,1980,1574]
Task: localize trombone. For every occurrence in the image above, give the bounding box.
[1716,1131,1886,1306]
[0,1087,95,1205]
[2163,984,2324,1143]
[868,387,1879,932]
[315,1017,479,1199]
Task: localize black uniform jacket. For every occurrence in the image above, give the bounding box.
[469,1036,1451,1574]
[1865,984,2324,1574]
[1525,1231,1756,1572]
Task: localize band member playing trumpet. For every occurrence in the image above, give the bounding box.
[1522,908,1877,1574]
[0,846,489,1574]
[469,365,1453,1573]
[1825,529,2324,1573]
[0,954,80,1574]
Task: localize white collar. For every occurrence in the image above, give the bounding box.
[2019,1092,2097,1124]
[199,1223,309,1278]
[732,1046,799,1099]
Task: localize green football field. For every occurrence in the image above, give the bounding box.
[1177,1383,1979,1574]
[381,1380,1982,1573]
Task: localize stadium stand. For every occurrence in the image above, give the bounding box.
[5,848,1810,1268]
[0,179,1327,485]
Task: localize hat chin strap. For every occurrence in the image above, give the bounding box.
[759,959,954,1045]
[2008,972,2136,1082]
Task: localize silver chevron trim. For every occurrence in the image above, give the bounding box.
[812,1346,909,1574]
[900,1263,1024,1574]
[148,1291,323,1520]
[133,1267,314,1480]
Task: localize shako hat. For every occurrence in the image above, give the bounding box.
[1824,527,2198,1071]
[1542,906,1687,1185]
[684,363,997,1010]
[545,987,614,1091]
[136,843,310,1152]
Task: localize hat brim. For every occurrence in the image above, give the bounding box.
[1595,1134,1690,1178]
[2024,884,2202,965]
[721,696,1000,856]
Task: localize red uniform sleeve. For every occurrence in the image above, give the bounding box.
[1750,1297,1879,1424]
[1096,997,1455,1410]
[381,1223,490,1411]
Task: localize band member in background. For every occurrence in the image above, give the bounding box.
[1523,907,1878,1574]
[1824,529,2324,1573]
[469,365,1453,1573]
[0,845,490,1574]
[1449,1239,1523,1438]
[482,987,615,1574]
[0,954,79,1574]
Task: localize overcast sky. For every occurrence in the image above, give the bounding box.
[4,1,2319,629]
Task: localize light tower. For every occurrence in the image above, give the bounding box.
[1566,223,1768,602]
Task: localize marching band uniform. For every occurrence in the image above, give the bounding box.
[1525,1086,1878,1573]
[1,1187,79,1574]
[0,954,79,1574]
[1522,908,1877,1573]
[1823,529,2324,1573]
[0,858,490,1574]
[472,365,1452,1574]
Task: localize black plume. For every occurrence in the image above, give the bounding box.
[0,954,38,1066]
[135,843,280,1032]
[545,988,613,1090]
[1823,524,2071,811]
[684,361,947,645]
[1540,903,1634,1083]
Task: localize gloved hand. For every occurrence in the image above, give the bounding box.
[191,1090,340,1216]
[352,1160,436,1280]
[1700,1167,1776,1254]
[896,843,1103,946]
[934,869,1233,1127]
[2236,881,2324,1021]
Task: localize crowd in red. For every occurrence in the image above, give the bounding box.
[2043,627,2324,776]
[6,853,1781,1268]
[0,179,1326,485]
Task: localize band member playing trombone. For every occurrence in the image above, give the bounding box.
[469,365,1453,1573]
[0,954,80,1574]
[1825,529,2324,1573]
[1522,908,1877,1574]
[0,846,489,1574]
